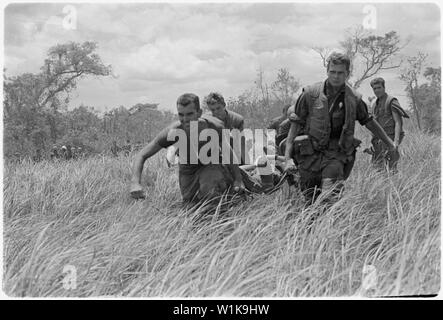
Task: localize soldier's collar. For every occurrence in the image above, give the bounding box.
[324,80,345,96]
[376,92,388,104]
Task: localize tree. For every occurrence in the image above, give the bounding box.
[102,103,177,147]
[270,68,300,106]
[228,68,300,129]
[3,41,112,157]
[314,26,406,89]
[61,105,104,151]
[312,47,331,69]
[4,42,111,115]
[424,67,441,86]
[254,66,270,109]
[38,41,112,111]
[399,52,428,130]
[415,67,441,133]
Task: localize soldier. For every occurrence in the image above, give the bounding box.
[33,149,42,162]
[267,104,292,156]
[77,147,83,159]
[268,104,291,132]
[122,139,132,156]
[130,93,246,203]
[110,140,121,157]
[204,92,244,130]
[65,145,73,160]
[284,52,399,204]
[71,147,77,159]
[205,92,283,186]
[50,145,59,160]
[370,77,409,172]
[204,92,246,164]
[60,146,67,159]
[72,146,82,159]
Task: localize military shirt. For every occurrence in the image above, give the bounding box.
[268,115,285,131]
[153,115,226,174]
[373,94,403,122]
[223,110,244,131]
[294,80,373,139]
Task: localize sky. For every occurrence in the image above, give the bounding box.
[3,1,441,113]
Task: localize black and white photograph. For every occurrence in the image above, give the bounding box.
[1,1,440,301]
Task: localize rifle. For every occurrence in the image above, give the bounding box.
[362,146,400,163]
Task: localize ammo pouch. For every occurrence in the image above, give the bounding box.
[293,135,314,156]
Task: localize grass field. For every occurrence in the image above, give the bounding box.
[2,127,440,297]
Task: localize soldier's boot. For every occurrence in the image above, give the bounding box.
[371,139,386,172]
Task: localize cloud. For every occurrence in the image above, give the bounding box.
[250,33,300,54]
[195,50,229,61]
[3,2,440,113]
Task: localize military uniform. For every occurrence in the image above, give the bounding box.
[289,81,372,201]
[268,115,285,132]
[154,114,266,203]
[220,109,246,165]
[223,110,244,130]
[50,147,59,160]
[111,143,121,157]
[268,113,290,154]
[371,94,408,171]
[275,114,294,156]
[122,144,132,156]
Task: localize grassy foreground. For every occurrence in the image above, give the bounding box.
[2,129,440,297]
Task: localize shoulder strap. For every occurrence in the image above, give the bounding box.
[305,82,322,98]
[345,84,362,101]
[386,95,410,118]
[385,95,395,112]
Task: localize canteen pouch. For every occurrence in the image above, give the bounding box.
[294,135,314,156]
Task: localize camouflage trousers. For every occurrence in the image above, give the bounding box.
[179,164,270,204]
[371,133,403,172]
[293,138,357,203]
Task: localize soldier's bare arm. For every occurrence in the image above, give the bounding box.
[392,109,403,148]
[284,122,298,164]
[130,141,163,199]
[284,93,306,172]
[221,129,245,192]
[238,119,244,132]
[227,146,245,192]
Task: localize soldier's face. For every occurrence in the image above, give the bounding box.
[207,103,226,121]
[371,83,385,98]
[177,103,202,130]
[327,63,349,88]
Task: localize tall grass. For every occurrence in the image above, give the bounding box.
[3,128,440,297]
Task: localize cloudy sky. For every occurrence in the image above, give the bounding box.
[3,1,441,113]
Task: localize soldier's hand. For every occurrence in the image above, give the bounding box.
[385,147,400,163]
[363,147,374,155]
[233,179,246,194]
[284,159,297,174]
[130,182,146,200]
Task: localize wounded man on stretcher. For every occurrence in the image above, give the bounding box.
[163,144,290,203]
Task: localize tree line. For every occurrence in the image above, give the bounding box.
[3,27,441,160]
